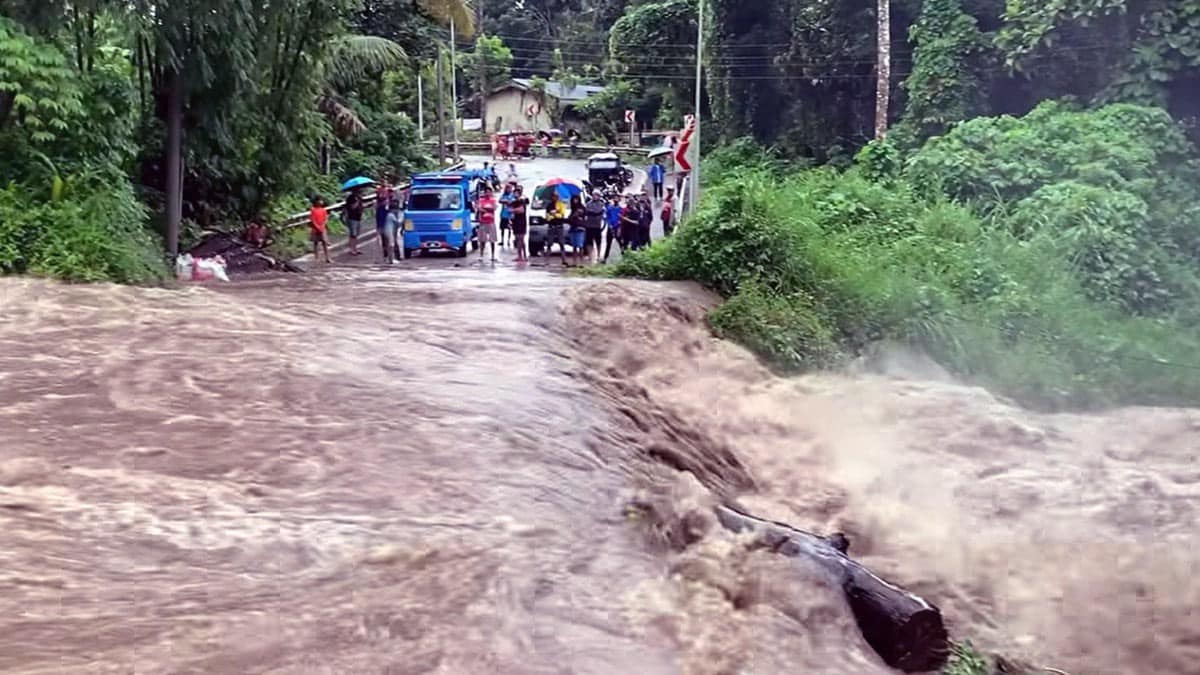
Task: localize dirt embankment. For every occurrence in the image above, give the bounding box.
[563,280,1200,675]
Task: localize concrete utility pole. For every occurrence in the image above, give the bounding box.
[875,0,891,139]
[450,17,460,158]
[692,0,704,211]
[436,49,446,165]
[477,2,487,133]
[417,70,424,140]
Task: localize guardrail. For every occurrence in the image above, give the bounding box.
[422,140,653,157]
[278,160,466,231]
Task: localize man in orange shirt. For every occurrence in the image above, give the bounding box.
[309,196,332,263]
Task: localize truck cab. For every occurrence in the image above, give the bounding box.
[401,172,478,258]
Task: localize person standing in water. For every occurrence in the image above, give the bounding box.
[568,194,586,267]
[584,191,606,264]
[476,182,499,262]
[374,180,392,263]
[545,191,568,266]
[498,182,515,247]
[309,196,332,264]
[510,185,529,263]
[602,194,623,264]
[344,188,365,256]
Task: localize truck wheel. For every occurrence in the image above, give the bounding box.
[530,242,543,257]
[457,243,469,258]
[402,248,413,259]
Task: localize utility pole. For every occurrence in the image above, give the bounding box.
[450,17,459,159]
[691,0,704,211]
[436,49,446,166]
[875,0,891,139]
[417,69,424,141]
[477,2,487,133]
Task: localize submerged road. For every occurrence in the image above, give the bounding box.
[0,269,684,673]
[320,155,663,270]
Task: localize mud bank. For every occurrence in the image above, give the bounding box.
[563,281,1200,675]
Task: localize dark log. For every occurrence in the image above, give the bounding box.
[715,505,949,672]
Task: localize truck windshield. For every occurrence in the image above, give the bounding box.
[408,187,462,211]
[589,161,619,170]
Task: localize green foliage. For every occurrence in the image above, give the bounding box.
[461,34,514,90]
[941,641,990,675]
[896,0,986,144]
[0,175,167,283]
[0,17,83,143]
[333,108,432,181]
[616,138,1200,409]
[906,101,1200,315]
[855,138,903,182]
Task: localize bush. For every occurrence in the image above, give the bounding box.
[904,102,1200,317]
[614,139,1200,409]
[0,175,168,284]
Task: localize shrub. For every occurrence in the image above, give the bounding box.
[614,142,1200,409]
[0,175,167,283]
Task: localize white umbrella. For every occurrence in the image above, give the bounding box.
[647,146,673,159]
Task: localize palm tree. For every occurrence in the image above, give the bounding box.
[318,0,474,138]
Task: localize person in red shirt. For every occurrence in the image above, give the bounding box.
[661,186,676,236]
[309,196,331,263]
[475,182,499,262]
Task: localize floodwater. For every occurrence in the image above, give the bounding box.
[1,269,1197,675]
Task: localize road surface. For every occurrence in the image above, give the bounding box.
[319,155,665,270]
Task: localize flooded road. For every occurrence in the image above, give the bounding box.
[2,251,1198,672]
[0,270,683,674]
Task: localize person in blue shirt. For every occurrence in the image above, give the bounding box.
[498,183,515,247]
[647,159,665,201]
[602,195,624,264]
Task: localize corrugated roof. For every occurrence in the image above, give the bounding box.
[503,78,606,103]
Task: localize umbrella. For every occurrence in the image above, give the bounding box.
[340,176,376,191]
[534,177,585,201]
[648,146,674,159]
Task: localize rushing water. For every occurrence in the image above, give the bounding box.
[1,270,1197,675]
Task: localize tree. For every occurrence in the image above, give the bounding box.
[875,0,890,139]
[460,35,512,131]
[129,0,255,255]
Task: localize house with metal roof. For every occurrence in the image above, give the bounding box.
[486,78,606,132]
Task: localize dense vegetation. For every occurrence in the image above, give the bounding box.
[615,103,1200,409]
[1,0,459,282]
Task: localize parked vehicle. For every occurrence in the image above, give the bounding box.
[400,172,477,258]
[586,153,632,192]
[493,130,536,159]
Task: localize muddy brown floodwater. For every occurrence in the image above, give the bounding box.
[1,270,1197,675]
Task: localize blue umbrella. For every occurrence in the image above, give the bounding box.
[339,176,376,191]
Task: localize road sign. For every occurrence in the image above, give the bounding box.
[624,110,636,124]
[674,138,692,172]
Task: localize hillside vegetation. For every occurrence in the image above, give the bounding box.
[616,103,1200,409]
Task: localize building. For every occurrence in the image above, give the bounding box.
[486,78,606,132]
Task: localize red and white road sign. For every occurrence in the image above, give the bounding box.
[624,109,636,124]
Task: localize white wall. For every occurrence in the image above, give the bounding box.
[487,88,554,131]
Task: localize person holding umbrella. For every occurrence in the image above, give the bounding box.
[339,175,374,257]
[648,157,665,202]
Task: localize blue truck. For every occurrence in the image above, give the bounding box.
[400,170,487,258]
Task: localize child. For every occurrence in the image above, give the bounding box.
[309,196,332,263]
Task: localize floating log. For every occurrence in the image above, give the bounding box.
[714,505,949,672]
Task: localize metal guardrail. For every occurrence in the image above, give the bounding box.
[278,160,466,231]
[422,140,651,156]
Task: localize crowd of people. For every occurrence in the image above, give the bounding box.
[302,159,675,267]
